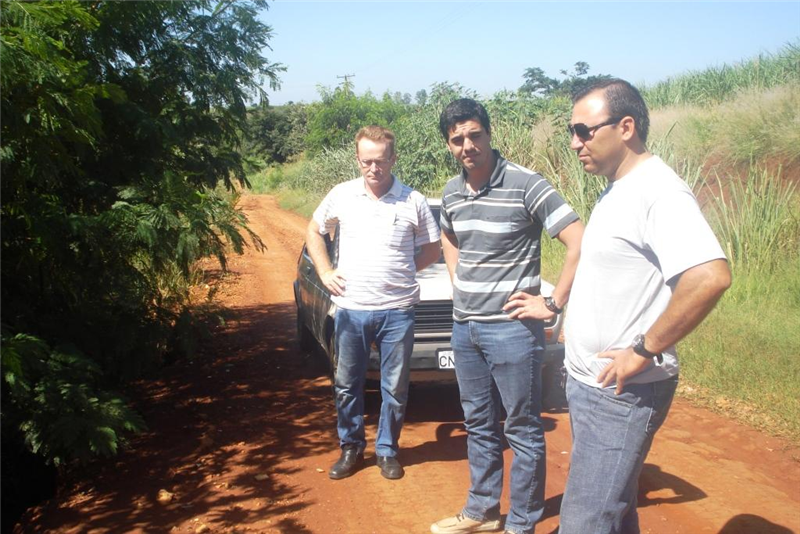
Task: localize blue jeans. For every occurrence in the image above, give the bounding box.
[333,307,414,457]
[452,319,546,534]
[559,374,678,534]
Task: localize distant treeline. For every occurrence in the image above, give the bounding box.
[244,41,800,196]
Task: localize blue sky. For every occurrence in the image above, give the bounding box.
[258,1,800,105]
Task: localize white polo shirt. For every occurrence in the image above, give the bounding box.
[312,176,440,311]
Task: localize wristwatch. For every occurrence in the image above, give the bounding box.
[632,334,663,365]
[543,296,563,314]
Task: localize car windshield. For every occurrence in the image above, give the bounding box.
[428,203,446,264]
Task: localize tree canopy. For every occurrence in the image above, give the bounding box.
[1,0,282,467]
[519,62,612,98]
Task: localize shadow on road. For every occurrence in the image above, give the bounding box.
[718,514,795,534]
[20,301,337,533]
[638,462,707,506]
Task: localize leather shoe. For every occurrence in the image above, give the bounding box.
[376,455,404,479]
[328,447,364,480]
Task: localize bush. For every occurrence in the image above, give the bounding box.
[1,0,277,466]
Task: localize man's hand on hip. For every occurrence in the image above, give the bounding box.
[321,269,346,296]
[503,292,555,321]
[596,348,653,394]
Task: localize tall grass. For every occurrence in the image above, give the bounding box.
[679,251,800,439]
[710,166,798,274]
[537,129,606,222]
[649,84,800,171]
[247,156,325,217]
[641,41,800,108]
[678,166,799,439]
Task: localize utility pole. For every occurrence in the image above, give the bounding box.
[337,74,355,96]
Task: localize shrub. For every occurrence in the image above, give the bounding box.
[1,0,277,466]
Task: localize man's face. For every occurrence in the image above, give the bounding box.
[569,91,625,178]
[356,138,396,196]
[446,120,492,174]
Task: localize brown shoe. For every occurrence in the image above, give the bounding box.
[430,513,502,533]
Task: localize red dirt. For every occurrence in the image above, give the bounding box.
[16,195,800,534]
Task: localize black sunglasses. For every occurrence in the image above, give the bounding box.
[568,117,622,140]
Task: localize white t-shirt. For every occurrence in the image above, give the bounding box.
[565,156,726,387]
[313,176,440,311]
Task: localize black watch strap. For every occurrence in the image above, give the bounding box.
[544,296,562,314]
[633,334,663,364]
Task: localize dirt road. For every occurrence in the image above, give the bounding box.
[18,195,800,534]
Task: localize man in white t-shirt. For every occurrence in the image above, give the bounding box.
[558,79,731,534]
[306,125,441,481]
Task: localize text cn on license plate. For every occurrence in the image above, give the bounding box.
[437,348,455,369]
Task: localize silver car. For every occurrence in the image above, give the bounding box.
[293,200,566,400]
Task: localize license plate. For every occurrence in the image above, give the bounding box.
[437,349,455,369]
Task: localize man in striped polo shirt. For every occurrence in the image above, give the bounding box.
[431,100,584,534]
[306,125,441,481]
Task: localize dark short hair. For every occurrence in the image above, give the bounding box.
[439,98,491,141]
[573,79,650,144]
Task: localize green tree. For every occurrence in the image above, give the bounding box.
[246,104,307,164]
[304,87,411,153]
[520,62,612,97]
[520,67,558,96]
[1,0,282,468]
[415,89,429,106]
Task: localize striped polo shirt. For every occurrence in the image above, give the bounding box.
[440,151,579,322]
[313,176,440,311]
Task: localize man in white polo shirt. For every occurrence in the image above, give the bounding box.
[306,125,441,480]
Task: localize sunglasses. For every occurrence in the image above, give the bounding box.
[568,117,622,141]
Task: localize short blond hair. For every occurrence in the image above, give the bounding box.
[355,125,395,155]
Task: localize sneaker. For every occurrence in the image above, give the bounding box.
[430,513,502,534]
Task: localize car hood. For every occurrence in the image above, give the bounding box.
[417,263,453,301]
[416,264,557,302]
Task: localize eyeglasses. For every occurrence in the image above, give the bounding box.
[357,158,392,169]
[568,117,622,141]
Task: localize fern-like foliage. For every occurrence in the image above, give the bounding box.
[2,333,146,466]
[1,0,279,465]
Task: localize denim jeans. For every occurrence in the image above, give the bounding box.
[333,307,414,457]
[559,374,678,534]
[452,319,546,534]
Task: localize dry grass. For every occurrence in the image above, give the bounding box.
[649,85,800,181]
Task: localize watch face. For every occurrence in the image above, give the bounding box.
[633,335,649,356]
[633,335,659,360]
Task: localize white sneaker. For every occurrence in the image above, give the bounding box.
[430,513,502,534]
